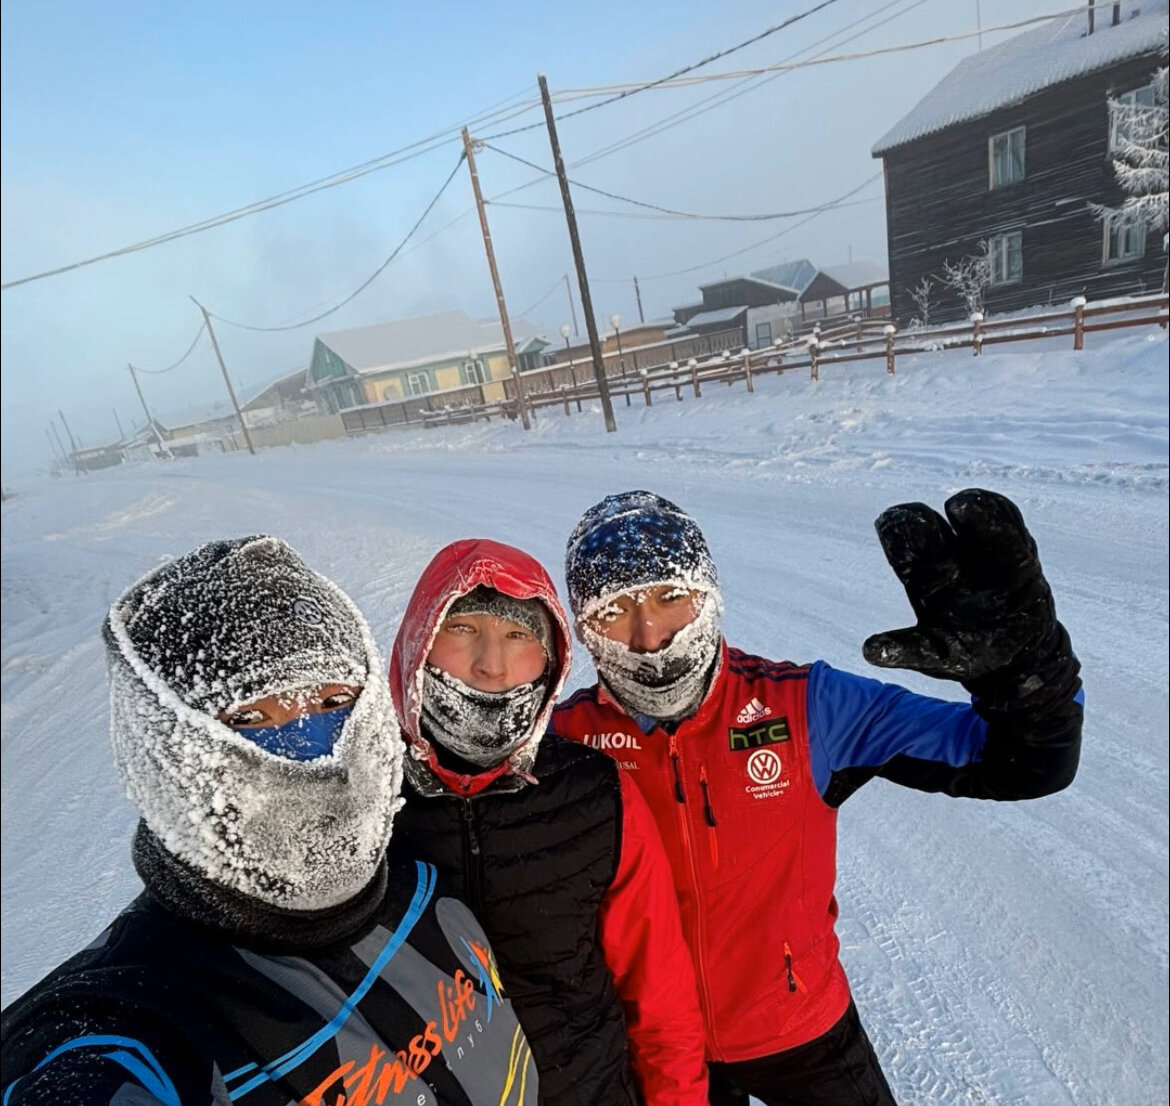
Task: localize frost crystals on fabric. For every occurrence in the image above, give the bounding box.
[421,665,550,767]
[583,590,723,723]
[105,537,404,912]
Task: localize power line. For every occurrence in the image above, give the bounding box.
[206,154,467,332]
[600,171,884,283]
[490,196,881,222]
[517,275,566,318]
[478,0,924,216]
[483,0,843,140]
[570,0,930,170]
[485,141,875,221]
[0,94,539,293]
[556,6,1092,98]
[132,322,207,374]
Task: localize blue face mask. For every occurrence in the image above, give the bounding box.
[239,705,354,761]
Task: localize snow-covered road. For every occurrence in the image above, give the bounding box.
[3,331,1167,1104]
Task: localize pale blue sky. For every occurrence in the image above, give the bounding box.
[2,0,1061,474]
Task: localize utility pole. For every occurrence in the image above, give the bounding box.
[58,409,83,475]
[49,421,70,470]
[192,298,255,455]
[112,408,127,441]
[633,275,645,324]
[461,128,531,430]
[45,427,65,470]
[564,273,579,337]
[539,73,616,433]
[128,364,170,459]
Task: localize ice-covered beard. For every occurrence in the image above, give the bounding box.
[582,590,722,723]
[421,665,549,768]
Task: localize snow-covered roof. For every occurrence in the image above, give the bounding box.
[873,1,1169,155]
[156,402,237,431]
[241,367,309,411]
[686,305,749,327]
[749,259,819,294]
[821,259,889,289]
[316,310,546,376]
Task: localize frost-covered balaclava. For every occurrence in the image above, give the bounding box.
[566,491,723,723]
[105,536,404,912]
[421,587,553,768]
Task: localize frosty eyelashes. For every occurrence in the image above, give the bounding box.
[216,684,363,730]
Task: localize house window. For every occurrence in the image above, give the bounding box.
[407,372,430,396]
[460,358,488,385]
[989,232,1023,285]
[1102,215,1146,263]
[1110,83,1157,152]
[754,322,773,348]
[989,127,1026,189]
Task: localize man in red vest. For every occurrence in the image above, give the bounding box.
[551,489,1083,1106]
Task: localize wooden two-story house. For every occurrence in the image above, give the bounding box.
[872,2,1167,324]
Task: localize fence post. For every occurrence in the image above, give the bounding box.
[669,362,682,401]
[1071,295,1086,350]
[562,386,571,416]
[640,368,652,406]
[808,335,820,382]
[742,348,754,393]
[971,311,984,356]
[689,359,701,398]
[884,324,897,374]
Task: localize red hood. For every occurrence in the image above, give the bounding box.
[390,539,573,780]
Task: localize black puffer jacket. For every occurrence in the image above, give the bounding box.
[390,736,638,1105]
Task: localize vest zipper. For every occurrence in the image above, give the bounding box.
[667,731,720,1053]
[461,799,483,916]
[668,733,686,803]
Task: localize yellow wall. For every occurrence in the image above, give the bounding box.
[482,380,507,403]
[370,376,404,403]
[434,365,462,391]
[485,353,510,381]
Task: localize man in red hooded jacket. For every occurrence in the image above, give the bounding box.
[386,537,708,1106]
[551,490,1083,1105]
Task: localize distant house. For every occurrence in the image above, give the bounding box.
[553,319,676,366]
[306,311,550,412]
[148,403,239,456]
[241,367,314,427]
[872,1,1168,324]
[671,257,890,348]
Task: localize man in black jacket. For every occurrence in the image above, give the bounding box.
[1,536,538,1105]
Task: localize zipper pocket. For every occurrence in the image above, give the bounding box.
[699,766,719,869]
[782,941,806,993]
[668,733,686,803]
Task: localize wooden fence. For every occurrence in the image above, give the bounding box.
[342,294,1168,434]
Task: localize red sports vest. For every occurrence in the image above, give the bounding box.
[553,645,853,1062]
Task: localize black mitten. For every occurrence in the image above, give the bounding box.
[863,488,1079,714]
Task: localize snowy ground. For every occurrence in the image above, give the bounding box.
[3,330,1167,1105]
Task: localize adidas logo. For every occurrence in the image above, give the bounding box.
[736,698,768,725]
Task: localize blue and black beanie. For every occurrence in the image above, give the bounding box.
[564,491,718,618]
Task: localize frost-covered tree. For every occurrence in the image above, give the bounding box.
[941,241,992,316]
[1093,65,1168,236]
[908,275,936,329]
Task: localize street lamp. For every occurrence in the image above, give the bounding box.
[560,323,582,412]
[608,314,630,405]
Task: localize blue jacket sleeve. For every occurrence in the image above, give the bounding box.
[807,661,1082,806]
[807,661,987,800]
